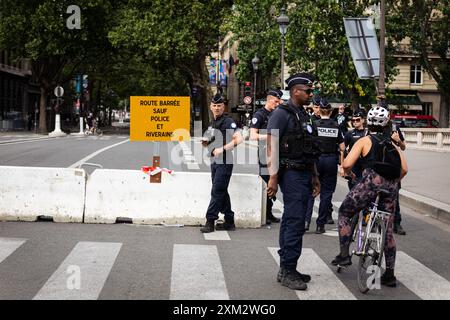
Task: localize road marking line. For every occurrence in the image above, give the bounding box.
[33,241,122,300]
[68,139,130,168]
[268,247,356,300]
[170,244,229,300]
[0,238,27,264]
[396,251,450,300]
[203,231,231,241]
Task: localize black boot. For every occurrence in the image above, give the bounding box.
[315,225,325,234]
[280,268,307,290]
[215,216,236,231]
[381,268,397,287]
[326,214,335,225]
[200,219,215,233]
[267,214,280,223]
[277,267,311,283]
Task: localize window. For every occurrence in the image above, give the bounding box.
[410,65,422,84]
[423,102,432,115]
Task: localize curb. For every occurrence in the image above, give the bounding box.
[399,189,450,224]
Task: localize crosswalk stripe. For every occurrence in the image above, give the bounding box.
[396,251,450,300]
[33,241,122,300]
[268,247,356,300]
[170,244,229,300]
[203,231,231,241]
[0,238,26,264]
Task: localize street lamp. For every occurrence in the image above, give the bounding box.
[277,7,289,90]
[252,55,260,113]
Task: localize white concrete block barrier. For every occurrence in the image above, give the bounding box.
[0,166,86,222]
[84,170,264,228]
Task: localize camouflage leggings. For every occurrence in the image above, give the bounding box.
[338,168,398,270]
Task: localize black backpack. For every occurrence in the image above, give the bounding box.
[370,134,402,180]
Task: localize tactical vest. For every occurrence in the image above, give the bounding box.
[348,128,368,152]
[278,104,321,167]
[315,119,340,154]
[255,108,270,167]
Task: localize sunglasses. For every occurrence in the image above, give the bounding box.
[351,118,362,122]
[299,88,314,95]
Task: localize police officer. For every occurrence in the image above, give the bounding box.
[334,105,349,135]
[381,100,407,235]
[314,98,345,234]
[343,108,368,190]
[311,96,322,121]
[266,73,321,291]
[305,95,322,231]
[250,89,283,225]
[200,94,243,233]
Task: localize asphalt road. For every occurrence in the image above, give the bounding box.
[0,134,449,300]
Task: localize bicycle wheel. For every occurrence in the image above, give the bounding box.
[96,128,103,136]
[356,217,384,293]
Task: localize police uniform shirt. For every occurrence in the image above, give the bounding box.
[267,100,311,139]
[251,107,271,166]
[344,128,367,151]
[208,114,237,163]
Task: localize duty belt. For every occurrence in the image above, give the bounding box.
[280,161,307,171]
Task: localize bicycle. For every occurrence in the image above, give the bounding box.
[84,121,103,136]
[336,189,392,294]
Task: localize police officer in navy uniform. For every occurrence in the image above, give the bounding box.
[266,73,321,291]
[314,98,345,234]
[305,95,322,231]
[250,89,283,225]
[343,108,368,190]
[200,94,243,233]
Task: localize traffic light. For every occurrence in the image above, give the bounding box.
[244,82,252,97]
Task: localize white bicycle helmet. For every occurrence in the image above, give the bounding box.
[367,106,390,126]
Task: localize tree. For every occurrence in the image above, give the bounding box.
[0,0,115,133]
[108,0,233,127]
[228,1,400,109]
[390,0,450,127]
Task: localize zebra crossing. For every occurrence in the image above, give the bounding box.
[0,236,449,300]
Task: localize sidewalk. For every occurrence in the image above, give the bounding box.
[399,149,450,224]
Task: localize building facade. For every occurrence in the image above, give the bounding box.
[0,50,39,130]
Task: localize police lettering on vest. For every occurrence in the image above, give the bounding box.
[315,119,343,154]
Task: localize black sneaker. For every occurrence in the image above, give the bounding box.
[331,254,352,266]
[326,217,335,225]
[280,269,307,290]
[200,219,215,233]
[394,223,406,235]
[277,268,311,283]
[315,225,325,234]
[381,269,397,287]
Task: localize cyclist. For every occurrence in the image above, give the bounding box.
[331,105,408,287]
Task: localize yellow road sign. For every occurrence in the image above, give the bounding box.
[130,96,190,141]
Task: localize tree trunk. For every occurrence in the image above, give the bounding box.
[191,58,211,131]
[38,86,48,134]
[439,93,450,128]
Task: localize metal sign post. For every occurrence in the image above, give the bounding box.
[150,142,161,183]
[49,86,67,137]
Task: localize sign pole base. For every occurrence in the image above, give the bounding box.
[150,156,161,183]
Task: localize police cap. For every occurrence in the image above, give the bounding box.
[319,98,332,110]
[211,93,224,104]
[285,73,315,90]
[312,95,322,106]
[267,89,283,99]
[353,108,366,118]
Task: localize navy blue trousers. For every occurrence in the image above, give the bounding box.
[278,169,311,269]
[316,154,338,227]
[206,163,234,220]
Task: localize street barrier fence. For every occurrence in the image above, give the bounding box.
[402,128,450,152]
[0,167,264,228]
[0,166,86,222]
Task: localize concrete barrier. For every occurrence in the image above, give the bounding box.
[0,166,86,222]
[84,169,264,228]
